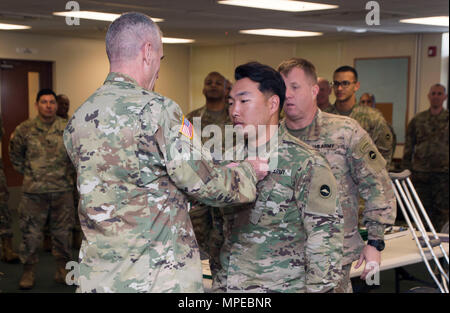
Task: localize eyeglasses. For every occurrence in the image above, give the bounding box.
[331,80,356,88]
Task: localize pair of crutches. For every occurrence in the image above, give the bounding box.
[390,170,449,293]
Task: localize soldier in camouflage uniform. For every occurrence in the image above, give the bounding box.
[9,88,75,289]
[213,62,344,293]
[403,84,449,231]
[359,93,397,165]
[56,94,83,251]
[42,94,74,252]
[63,13,267,293]
[186,72,233,279]
[0,115,20,263]
[277,58,396,293]
[324,66,394,168]
[56,94,70,120]
[317,77,333,112]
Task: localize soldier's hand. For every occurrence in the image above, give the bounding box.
[245,158,269,181]
[355,245,381,280]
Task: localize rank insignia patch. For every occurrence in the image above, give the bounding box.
[320,184,331,198]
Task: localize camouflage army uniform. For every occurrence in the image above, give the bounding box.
[213,124,344,293]
[325,104,394,168]
[186,106,232,278]
[63,72,258,293]
[0,116,12,238]
[322,105,336,114]
[9,116,75,264]
[403,109,449,231]
[282,110,396,292]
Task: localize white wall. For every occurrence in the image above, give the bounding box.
[0,32,109,117]
[0,31,191,115]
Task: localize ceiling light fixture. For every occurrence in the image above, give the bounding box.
[336,26,367,33]
[399,16,449,27]
[53,11,164,22]
[240,28,322,37]
[0,23,31,30]
[162,37,195,44]
[218,0,338,12]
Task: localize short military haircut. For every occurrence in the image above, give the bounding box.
[206,71,225,80]
[105,12,162,64]
[277,57,318,85]
[431,83,447,93]
[56,94,69,103]
[36,88,56,102]
[235,61,286,112]
[204,71,226,86]
[361,92,376,105]
[334,65,358,81]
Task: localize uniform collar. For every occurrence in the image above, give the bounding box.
[34,116,56,131]
[104,72,140,87]
[234,124,281,159]
[428,107,448,118]
[333,101,356,116]
[280,109,321,141]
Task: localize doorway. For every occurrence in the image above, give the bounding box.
[0,59,53,187]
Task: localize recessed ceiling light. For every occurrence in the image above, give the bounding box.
[53,11,164,22]
[0,23,31,30]
[240,29,322,37]
[400,16,449,27]
[336,26,367,33]
[218,0,338,12]
[162,37,195,44]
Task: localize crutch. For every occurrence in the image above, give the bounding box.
[390,170,449,293]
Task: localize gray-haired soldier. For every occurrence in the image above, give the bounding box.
[63,12,268,293]
[278,58,396,293]
[403,84,449,231]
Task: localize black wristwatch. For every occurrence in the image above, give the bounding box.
[367,239,385,251]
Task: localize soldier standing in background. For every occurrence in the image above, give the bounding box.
[213,62,343,293]
[56,94,82,251]
[0,115,20,263]
[359,92,397,166]
[359,92,376,108]
[403,84,449,231]
[63,12,267,293]
[186,71,233,279]
[317,77,333,112]
[277,58,396,293]
[326,66,394,168]
[10,88,75,289]
[42,94,78,252]
[56,94,70,120]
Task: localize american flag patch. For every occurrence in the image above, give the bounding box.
[179,116,194,139]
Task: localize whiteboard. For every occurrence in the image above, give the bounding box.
[355,57,409,143]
